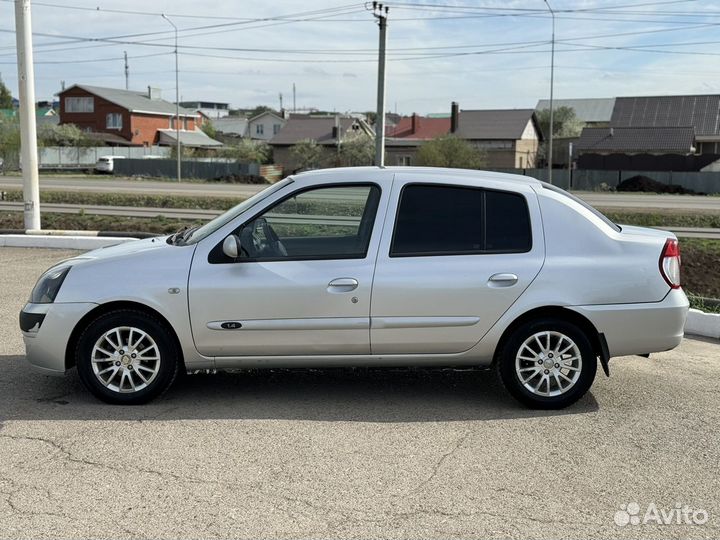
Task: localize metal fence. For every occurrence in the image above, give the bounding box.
[113,159,260,179]
[489,168,720,194]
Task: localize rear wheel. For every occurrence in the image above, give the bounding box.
[75,309,180,405]
[497,318,597,409]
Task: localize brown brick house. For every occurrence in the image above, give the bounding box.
[58,84,219,147]
[451,103,542,169]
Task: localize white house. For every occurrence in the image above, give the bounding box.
[248,111,286,141]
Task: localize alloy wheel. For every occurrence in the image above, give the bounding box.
[514,330,582,397]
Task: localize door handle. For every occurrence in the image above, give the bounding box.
[327,277,358,293]
[488,273,519,287]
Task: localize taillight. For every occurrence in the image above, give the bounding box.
[659,238,681,289]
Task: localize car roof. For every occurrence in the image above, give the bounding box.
[292,166,541,186]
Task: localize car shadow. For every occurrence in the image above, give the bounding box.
[0,355,599,423]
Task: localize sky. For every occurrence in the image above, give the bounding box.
[1,0,720,115]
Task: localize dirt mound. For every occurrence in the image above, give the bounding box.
[617,175,695,194]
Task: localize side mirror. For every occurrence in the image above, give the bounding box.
[222,234,242,259]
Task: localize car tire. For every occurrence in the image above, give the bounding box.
[75,309,180,405]
[496,317,597,409]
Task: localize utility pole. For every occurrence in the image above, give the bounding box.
[292,83,296,112]
[162,14,181,182]
[279,92,283,111]
[544,0,556,184]
[14,0,40,230]
[372,2,388,167]
[124,51,129,90]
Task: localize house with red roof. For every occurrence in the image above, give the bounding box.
[385,113,451,166]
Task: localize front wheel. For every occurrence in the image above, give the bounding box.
[497,318,597,409]
[75,309,180,405]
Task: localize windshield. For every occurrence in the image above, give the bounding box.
[540,182,621,232]
[181,178,294,245]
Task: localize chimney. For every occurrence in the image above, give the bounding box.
[147,86,162,100]
[451,101,459,133]
[411,113,419,134]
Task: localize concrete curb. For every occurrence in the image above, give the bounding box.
[0,234,137,250]
[685,308,720,340]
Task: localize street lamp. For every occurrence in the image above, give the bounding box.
[544,0,555,184]
[161,13,181,182]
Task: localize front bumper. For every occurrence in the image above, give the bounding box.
[569,288,689,358]
[20,302,97,375]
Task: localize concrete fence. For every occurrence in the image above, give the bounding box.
[113,159,260,180]
[489,168,720,194]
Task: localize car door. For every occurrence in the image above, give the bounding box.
[188,181,387,358]
[370,174,545,355]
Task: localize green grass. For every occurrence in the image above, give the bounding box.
[688,295,720,314]
[3,189,242,211]
[600,210,720,229]
[0,212,194,235]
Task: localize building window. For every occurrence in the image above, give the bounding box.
[256,124,264,135]
[273,123,281,135]
[65,96,94,113]
[106,113,122,130]
[397,155,412,166]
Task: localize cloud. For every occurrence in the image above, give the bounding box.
[2,0,720,113]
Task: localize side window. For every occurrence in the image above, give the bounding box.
[390,184,531,257]
[232,184,380,261]
[485,190,532,252]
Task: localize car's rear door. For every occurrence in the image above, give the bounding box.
[370,173,545,355]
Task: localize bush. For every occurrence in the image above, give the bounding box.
[416,135,487,169]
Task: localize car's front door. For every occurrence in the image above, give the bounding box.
[188,182,386,358]
[370,176,545,355]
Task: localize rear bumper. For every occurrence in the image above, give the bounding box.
[20,302,97,375]
[568,288,689,358]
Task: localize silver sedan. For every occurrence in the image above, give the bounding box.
[20,167,688,408]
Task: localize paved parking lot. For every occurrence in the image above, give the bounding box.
[1,247,719,539]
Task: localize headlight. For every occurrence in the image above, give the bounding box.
[30,265,71,304]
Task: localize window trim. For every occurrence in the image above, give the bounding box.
[209,182,382,264]
[389,182,533,258]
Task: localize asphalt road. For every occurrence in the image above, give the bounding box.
[1,247,719,539]
[2,175,720,211]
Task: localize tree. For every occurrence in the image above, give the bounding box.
[338,135,374,167]
[38,123,94,147]
[218,138,271,164]
[535,106,585,165]
[0,116,20,170]
[0,77,12,109]
[535,106,584,139]
[291,139,324,170]
[249,105,275,118]
[415,135,487,169]
[200,119,217,139]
